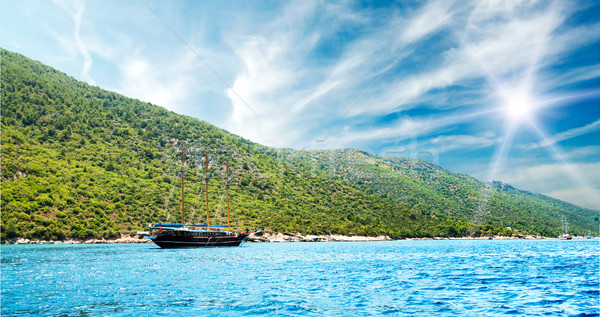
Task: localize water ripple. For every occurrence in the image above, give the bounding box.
[1,239,598,316]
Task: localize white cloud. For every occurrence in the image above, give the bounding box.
[223,0,465,147]
[345,2,567,117]
[400,0,456,43]
[225,31,313,146]
[221,0,600,153]
[117,49,201,111]
[223,1,364,147]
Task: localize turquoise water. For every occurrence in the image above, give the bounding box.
[1,239,598,316]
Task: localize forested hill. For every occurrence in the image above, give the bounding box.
[1,49,598,241]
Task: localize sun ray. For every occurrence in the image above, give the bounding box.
[488,121,516,182]
[455,2,600,221]
[474,119,517,223]
[522,11,549,92]
[526,117,600,209]
[523,39,543,90]
[533,90,600,107]
[460,3,600,225]
[453,29,510,96]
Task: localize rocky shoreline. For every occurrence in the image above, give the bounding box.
[246,232,393,242]
[245,232,552,242]
[3,235,151,245]
[1,232,562,245]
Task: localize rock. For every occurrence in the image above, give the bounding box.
[245,232,392,243]
[15,238,30,244]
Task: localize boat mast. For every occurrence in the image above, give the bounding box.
[205,153,210,229]
[181,145,185,228]
[226,161,230,231]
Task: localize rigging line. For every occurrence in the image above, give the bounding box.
[215,188,227,220]
[141,0,259,117]
[339,0,460,119]
[193,187,204,216]
[207,174,227,224]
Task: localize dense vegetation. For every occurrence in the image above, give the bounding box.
[1,49,598,242]
[282,150,598,237]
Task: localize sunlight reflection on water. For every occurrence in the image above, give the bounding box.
[1,239,598,316]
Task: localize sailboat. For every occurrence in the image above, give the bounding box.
[560,215,572,240]
[144,148,251,248]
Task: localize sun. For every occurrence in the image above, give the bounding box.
[501,89,535,122]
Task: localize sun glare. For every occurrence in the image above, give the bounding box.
[503,91,533,121]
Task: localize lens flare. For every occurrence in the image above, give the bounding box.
[502,90,535,122]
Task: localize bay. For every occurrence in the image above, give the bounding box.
[1,239,598,316]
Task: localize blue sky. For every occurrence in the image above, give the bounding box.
[1,0,600,210]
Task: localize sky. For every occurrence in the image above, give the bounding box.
[1,0,600,210]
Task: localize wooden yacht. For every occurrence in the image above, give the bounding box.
[144,149,251,248]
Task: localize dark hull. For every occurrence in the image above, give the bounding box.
[150,232,249,248]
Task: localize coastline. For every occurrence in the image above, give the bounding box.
[2,233,590,245]
[3,235,152,245]
[245,232,550,242]
[246,232,393,243]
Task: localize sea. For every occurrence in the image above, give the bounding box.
[1,239,598,316]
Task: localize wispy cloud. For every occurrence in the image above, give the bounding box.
[399,0,457,43]
[53,0,94,85]
[530,118,600,149]
[429,133,499,154]
[223,0,464,146]
[329,118,435,148]
[221,0,600,151]
[545,64,600,88]
[223,1,363,146]
[347,2,566,117]
[551,146,600,161]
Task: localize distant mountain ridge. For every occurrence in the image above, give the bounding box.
[1,49,597,241]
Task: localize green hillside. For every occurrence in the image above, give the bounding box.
[1,49,597,241]
[280,149,598,236]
